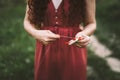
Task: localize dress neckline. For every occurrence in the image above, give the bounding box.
[51,0,63,11]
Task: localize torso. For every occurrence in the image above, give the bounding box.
[42,0,83,27]
[35,0,87,80]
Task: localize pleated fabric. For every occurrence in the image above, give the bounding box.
[34,0,87,80]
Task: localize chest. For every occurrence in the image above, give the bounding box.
[52,0,63,10]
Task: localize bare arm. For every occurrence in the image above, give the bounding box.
[23,5,38,38]
[23,5,60,45]
[74,0,96,47]
[82,0,96,36]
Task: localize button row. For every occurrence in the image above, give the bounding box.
[56,22,58,24]
[55,9,59,25]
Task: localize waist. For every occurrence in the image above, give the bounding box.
[40,25,80,29]
[40,26,81,32]
[40,26,82,35]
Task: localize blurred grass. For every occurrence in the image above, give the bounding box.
[0,0,120,80]
[0,3,35,80]
[96,0,120,59]
[87,49,120,80]
[95,19,120,59]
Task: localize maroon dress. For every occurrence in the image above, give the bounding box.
[35,0,87,80]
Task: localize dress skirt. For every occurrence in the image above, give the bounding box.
[34,26,87,80]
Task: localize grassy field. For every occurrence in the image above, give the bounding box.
[0,3,34,80]
[0,0,120,80]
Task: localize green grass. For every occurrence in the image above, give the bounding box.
[95,19,120,59]
[87,49,120,80]
[0,4,35,80]
[96,0,120,59]
[0,1,120,80]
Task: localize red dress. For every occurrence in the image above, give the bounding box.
[35,0,87,80]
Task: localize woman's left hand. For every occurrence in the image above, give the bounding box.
[70,32,91,47]
[75,32,91,47]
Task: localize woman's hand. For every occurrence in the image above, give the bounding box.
[34,30,60,45]
[75,32,91,47]
[68,32,91,47]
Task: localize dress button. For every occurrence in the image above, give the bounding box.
[55,16,58,19]
[56,22,58,24]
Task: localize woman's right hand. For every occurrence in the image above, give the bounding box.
[34,30,60,45]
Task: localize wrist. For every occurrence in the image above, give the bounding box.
[80,31,90,36]
[81,23,96,36]
[31,29,40,39]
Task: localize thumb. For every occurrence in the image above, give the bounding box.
[47,31,60,38]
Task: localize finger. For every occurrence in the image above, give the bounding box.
[74,39,90,47]
[47,30,60,39]
[75,43,85,48]
[44,38,56,42]
[79,36,90,43]
[80,41,90,46]
[51,34,60,38]
[40,40,49,45]
[74,43,81,47]
[43,42,49,45]
[43,40,53,45]
[75,33,86,39]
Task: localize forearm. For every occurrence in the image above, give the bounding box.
[81,22,96,36]
[23,19,38,39]
[82,0,96,36]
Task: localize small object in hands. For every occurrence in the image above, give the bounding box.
[68,38,79,45]
[68,37,84,45]
[64,38,78,45]
[60,35,83,45]
[61,35,76,45]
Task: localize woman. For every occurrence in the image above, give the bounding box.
[24,0,96,80]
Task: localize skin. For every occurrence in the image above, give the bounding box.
[23,0,96,47]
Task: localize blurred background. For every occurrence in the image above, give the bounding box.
[0,0,120,80]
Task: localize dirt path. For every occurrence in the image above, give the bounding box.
[88,35,120,72]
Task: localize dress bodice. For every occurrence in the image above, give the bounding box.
[35,1,87,80]
[43,0,82,27]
